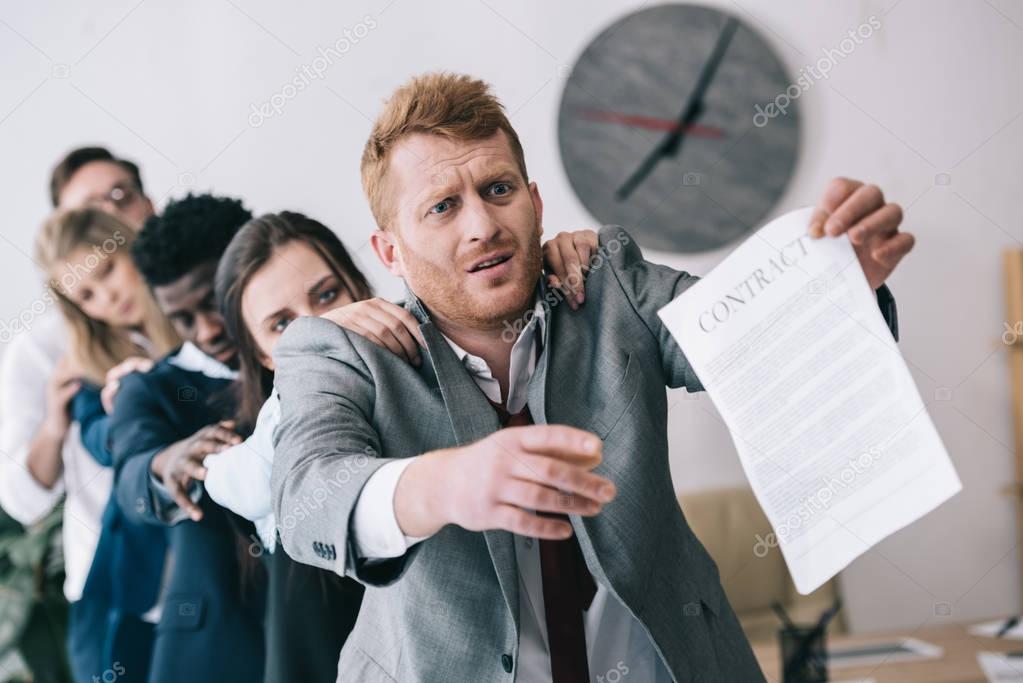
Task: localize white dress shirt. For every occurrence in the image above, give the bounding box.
[350,299,673,682]
[149,341,239,524]
[0,310,110,602]
[203,388,278,550]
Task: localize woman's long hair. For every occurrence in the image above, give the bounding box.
[215,211,372,434]
[35,208,179,384]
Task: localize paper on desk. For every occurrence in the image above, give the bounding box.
[658,207,961,594]
[978,652,1023,681]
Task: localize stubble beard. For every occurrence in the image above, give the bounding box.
[400,231,543,332]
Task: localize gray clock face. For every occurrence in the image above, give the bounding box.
[557,3,800,253]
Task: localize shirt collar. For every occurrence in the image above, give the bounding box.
[442,297,546,364]
[168,341,239,381]
[441,297,545,411]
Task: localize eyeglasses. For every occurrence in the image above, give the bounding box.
[85,183,142,211]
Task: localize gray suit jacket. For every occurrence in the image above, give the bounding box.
[271,226,897,682]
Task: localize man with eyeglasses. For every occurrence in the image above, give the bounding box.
[50,146,155,225]
[0,146,159,683]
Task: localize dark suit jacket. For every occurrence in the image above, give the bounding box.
[109,351,265,683]
[74,385,168,615]
[265,539,364,683]
[71,385,166,683]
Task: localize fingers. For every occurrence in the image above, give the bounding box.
[543,235,567,278]
[182,457,208,481]
[185,424,240,461]
[543,237,575,309]
[563,237,588,306]
[870,231,915,269]
[198,423,241,448]
[374,300,425,346]
[498,479,603,517]
[55,380,81,408]
[107,356,154,383]
[193,437,235,458]
[824,183,885,238]
[327,300,424,366]
[100,381,118,414]
[569,232,598,306]
[808,177,863,238]
[509,452,616,506]
[361,305,423,366]
[511,424,602,464]
[335,317,391,354]
[572,231,599,272]
[166,475,204,522]
[847,202,902,246]
[492,504,573,540]
[353,317,416,365]
[543,231,599,309]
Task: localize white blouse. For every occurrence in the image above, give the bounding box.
[203,389,278,551]
[0,310,110,602]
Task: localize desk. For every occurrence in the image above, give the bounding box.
[753,623,1018,682]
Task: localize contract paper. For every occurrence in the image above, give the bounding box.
[658,207,960,594]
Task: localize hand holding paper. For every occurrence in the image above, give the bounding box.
[659,207,960,594]
[807,177,916,289]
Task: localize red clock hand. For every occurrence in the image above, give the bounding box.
[577,109,725,139]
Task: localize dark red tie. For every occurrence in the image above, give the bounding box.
[491,400,596,683]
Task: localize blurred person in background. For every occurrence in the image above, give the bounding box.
[107,193,268,683]
[35,207,179,682]
[0,147,157,683]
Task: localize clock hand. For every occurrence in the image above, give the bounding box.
[577,109,726,138]
[661,100,706,157]
[615,16,739,200]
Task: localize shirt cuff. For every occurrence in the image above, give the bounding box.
[351,457,432,559]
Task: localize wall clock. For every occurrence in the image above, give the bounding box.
[557,3,800,253]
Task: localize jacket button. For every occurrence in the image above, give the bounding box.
[501,654,513,673]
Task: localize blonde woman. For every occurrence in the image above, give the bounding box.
[32,207,178,683]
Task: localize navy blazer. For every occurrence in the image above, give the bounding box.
[108,350,265,683]
[73,385,168,615]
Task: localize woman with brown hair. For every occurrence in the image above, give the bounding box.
[207,210,425,682]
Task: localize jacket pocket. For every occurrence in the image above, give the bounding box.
[590,352,641,438]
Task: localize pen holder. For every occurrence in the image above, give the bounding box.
[779,625,828,683]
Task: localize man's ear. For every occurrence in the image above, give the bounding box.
[371,229,404,278]
[529,181,544,238]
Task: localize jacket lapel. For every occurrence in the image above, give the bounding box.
[404,290,521,633]
[527,290,606,583]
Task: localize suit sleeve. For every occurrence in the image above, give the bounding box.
[271,316,421,586]
[108,371,194,527]
[599,226,706,391]
[72,385,113,467]
[600,226,901,391]
[876,283,899,341]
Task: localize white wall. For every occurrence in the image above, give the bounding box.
[1,0,1019,633]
